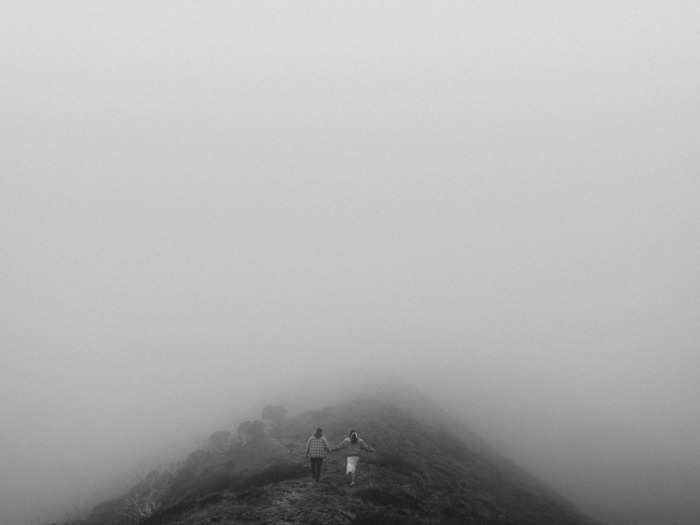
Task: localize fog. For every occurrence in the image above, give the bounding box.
[2,2,699,524]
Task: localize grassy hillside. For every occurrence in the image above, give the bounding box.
[61,391,600,525]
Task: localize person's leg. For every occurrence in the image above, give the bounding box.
[314,458,321,481]
[347,456,359,486]
[309,458,318,479]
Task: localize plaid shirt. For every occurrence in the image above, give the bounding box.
[306,436,330,458]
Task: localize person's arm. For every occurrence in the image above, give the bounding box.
[331,438,348,452]
[360,439,375,453]
[322,437,331,453]
[305,437,311,457]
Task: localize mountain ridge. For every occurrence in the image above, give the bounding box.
[57,387,601,525]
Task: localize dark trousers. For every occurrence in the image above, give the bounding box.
[310,457,323,481]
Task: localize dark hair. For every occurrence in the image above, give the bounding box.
[349,430,358,444]
[315,427,323,436]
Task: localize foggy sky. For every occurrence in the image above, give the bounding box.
[2,2,699,524]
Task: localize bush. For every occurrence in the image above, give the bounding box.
[208,431,231,452]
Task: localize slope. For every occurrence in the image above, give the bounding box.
[63,388,600,525]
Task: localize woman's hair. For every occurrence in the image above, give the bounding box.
[349,430,358,444]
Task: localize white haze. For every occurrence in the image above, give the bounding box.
[1,2,699,524]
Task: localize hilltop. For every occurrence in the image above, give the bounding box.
[60,386,599,525]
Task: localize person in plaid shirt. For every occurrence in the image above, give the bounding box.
[305,427,331,481]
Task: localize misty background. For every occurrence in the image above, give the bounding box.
[2,2,699,524]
